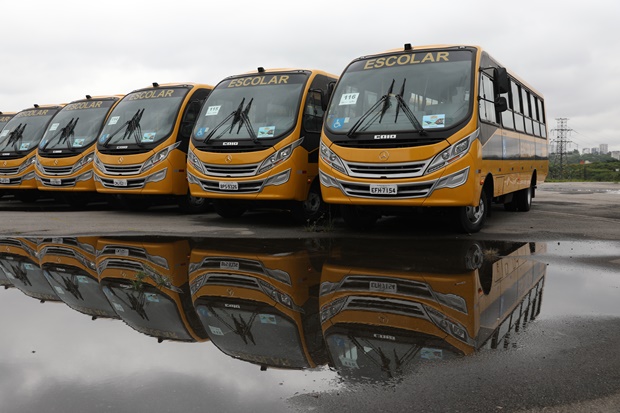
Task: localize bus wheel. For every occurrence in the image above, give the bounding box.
[213,199,246,219]
[291,185,325,223]
[179,193,210,214]
[515,186,533,212]
[341,205,379,230]
[456,191,488,233]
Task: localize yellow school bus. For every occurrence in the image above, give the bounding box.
[0,237,61,302]
[187,69,337,221]
[189,239,328,369]
[0,105,65,202]
[319,45,548,232]
[35,96,122,207]
[38,237,118,319]
[94,83,213,212]
[319,240,546,381]
[96,237,209,342]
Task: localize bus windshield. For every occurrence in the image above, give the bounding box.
[0,115,14,131]
[98,87,189,148]
[39,100,115,152]
[196,302,308,368]
[325,49,473,135]
[192,73,308,146]
[0,109,59,154]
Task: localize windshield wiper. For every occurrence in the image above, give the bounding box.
[0,123,24,148]
[101,109,144,148]
[41,118,79,151]
[237,98,260,144]
[203,98,245,143]
[346,79,395,138]
[127,109,145,147]
[393,79,426,135]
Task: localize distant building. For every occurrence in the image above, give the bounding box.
[611,151,620,160]
[591,147,600,155]
[600,144,609,154]
[583,148,591,154]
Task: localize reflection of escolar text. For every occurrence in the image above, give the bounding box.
[127,90,176,100]
[227,75,290,88]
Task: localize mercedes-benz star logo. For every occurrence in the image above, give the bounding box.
[225,155,233,164]
[379,151,390,161]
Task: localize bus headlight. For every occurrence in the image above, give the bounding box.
[434,168,469,190]
[140,142,180,174]
[18,155,36,173]
[188,151,206,175]
[263,169,290,187]
[257,279,296,310]
[320,297,347,324]
[425,130,477,175]
[320,141,346,174]
[424,304,473,345]
[72,152,95,173]
[257,139,303,175]
[76,170,93,182]
[144,168,167,184]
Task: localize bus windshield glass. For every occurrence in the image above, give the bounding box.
[192,73,308,145]
[195,302,308,368]
[43,268,115,315]
[0,115,14,131]
[39,100,116,152]
[98,87,189,148]
[0,109,59,154]
[325,49,473,135]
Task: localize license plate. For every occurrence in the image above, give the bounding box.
[113,179,128,187]
[370,184,397,195]
[0,178,9,184]
[115,248,129,256]
[219,181,238,191]
[220,260,240,271]
[370,281,397,293]
[50,178,62,186]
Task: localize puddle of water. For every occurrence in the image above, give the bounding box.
[1,236,619,412]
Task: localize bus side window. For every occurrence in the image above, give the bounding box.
[180,100,203,140]
[303,90,324,133]
[479,74,497,124]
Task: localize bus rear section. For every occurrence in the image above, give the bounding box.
[96,237,209,342]
[94,83,212,213]
[319,44,548,232]
[187,69,337,222]
[0,105,65,202]
[36,96,122,207]
[189,239,327,369]
[319,239,546,380]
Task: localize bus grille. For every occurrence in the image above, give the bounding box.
[340,181,434,199]
[344,160,429,179]
[39,165,73,176]
[203,163,261,177]
[344,296,428,318]
[38,177,76,187]
[338,275,434,299]
[0,167,19,175]
[98,163,142,175]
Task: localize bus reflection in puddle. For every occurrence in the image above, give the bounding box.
[320,240,546,382]
[0,235,547,382]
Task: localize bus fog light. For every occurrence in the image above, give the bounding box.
[187,171,200,184]
[145,168,167,183]
[435,168,469,190]
[22,171,36,181]
[264,169,290,187]
[76,170,93,182]
[319,171,340,189]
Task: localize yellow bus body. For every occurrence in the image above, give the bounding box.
[94,83,213,207]
[0,105,65,196]
[319,45,548,231]
[96,238,208,342]
[189,240,326,369]
[187,69,337,220]
[35,96,123,196]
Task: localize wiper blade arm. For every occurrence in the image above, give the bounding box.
[238,98,260,144]
[347,79,395,138]
[203,98,245,143]
[393,78,426,135]
[0,123,23,147]
[102,109,142,147]
[378,79,395,124]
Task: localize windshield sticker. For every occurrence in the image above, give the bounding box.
[209,325,224,336]
[339,356,359,369]
[206,106,221,116]
[76,276,89,283]
[0,130,9,138]
[195,127,208,138]
[422,114,445,128]
[339,93,359,106]
[421,348,443,360]
[331,118,347,129]
[145,293,160,303]
[49,123,60,131]
[198,307,210,317]
[99,134,109,143]
[141,132,156,143]
[73,138,85,147]
[259,314,277,325]
[24,263,35,270]
[19,143,30,151]
[112,302,124,313]
[108,116,120,125]
[257,126,275,138]
[54,286,65,295]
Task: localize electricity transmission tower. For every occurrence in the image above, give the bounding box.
[550,118,573,179]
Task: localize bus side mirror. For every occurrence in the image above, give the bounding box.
[494,67,509,94]
[326,81,336,110]
[495,96,508,113]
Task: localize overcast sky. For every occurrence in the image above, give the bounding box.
[1,0,619,152]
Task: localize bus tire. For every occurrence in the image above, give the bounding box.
[179,193,210,214]
[515,186,533,212]
[213,199,246,219]
[456,190,488,233]
[291,184,326,224]
[341,205,379,230]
